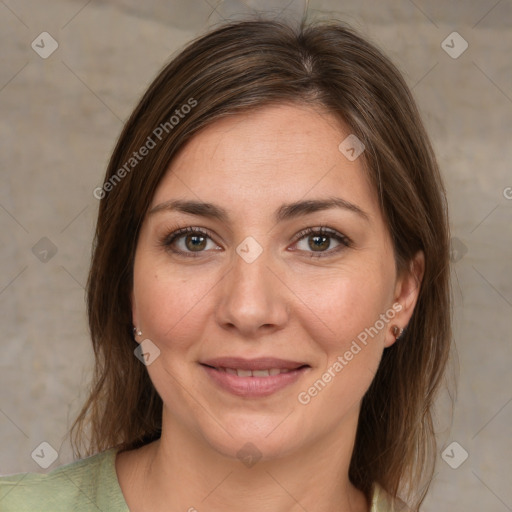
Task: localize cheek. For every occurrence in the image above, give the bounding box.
[295,277,390,413]
[132,258,217,349]
[292,259,395,409]
[132,261,216,412]
[291,261,394,351]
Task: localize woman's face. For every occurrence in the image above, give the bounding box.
[132,103,421,461]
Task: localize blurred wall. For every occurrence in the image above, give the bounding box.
[1,1,511,510]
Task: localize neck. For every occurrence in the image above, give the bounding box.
[124,408,368,512]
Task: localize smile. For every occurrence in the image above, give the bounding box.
[199,357,311,398]
[214,367,296,377]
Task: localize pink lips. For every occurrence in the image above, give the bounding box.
[200,357,310,398]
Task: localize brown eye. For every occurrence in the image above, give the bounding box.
[293,227,351,258]
[163,227,219,257]
[308,234,331,252]
[184,233,207,251]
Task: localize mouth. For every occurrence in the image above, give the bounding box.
[206,366,305,377]
[199,357,311,397]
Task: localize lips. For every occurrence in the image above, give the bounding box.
[200,357,309,371]
[220,367,294,377]
[199,357,311,398]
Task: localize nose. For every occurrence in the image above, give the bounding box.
[215,245,289,338]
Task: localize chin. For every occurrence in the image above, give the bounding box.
[197,413,303,463]
[209,433,298,465]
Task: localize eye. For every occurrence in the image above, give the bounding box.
[161,226,220,257]
[291,226,351,258]
[161,225,351,259]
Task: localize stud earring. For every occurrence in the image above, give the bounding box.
[133,326,142,337]
[392,325,404,340]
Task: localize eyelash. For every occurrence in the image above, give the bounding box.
[160,225,352,259]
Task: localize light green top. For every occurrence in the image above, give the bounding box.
[0,448,128,512]
[0,448,401,511]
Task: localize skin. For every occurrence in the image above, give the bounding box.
[116,103,424,512]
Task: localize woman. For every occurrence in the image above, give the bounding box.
[0,16,452,512]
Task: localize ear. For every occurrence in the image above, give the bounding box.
[384,250,425,348]
[131,289,138,330]
[130,290,143,344]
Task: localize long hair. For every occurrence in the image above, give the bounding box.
[70,17,452,510]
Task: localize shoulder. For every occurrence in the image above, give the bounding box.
[370,482,411,512]
[0,448,129,512]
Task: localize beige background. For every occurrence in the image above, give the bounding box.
[1,0,511,510]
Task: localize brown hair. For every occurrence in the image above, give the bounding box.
[71,16,452,510]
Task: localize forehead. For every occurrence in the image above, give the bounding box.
[151,103,378,218]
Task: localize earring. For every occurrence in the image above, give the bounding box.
[392,325,404,340]
[133,326,142,337]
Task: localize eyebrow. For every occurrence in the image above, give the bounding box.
[148,197,370,223]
